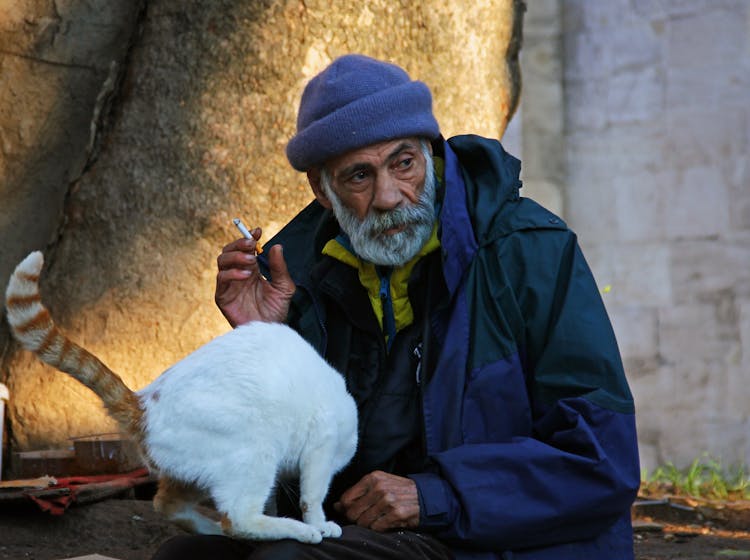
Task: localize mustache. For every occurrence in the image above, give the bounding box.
[365,203,432,236]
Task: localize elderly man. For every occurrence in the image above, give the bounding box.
[153,54,640,560]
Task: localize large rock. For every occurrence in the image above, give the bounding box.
[0,0,523,460]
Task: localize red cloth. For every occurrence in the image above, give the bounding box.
[26,467,151,515]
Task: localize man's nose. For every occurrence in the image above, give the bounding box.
[371,174,402,211]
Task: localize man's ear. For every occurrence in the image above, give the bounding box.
[307,168,332,209]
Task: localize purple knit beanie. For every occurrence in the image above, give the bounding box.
[286,54,440,172]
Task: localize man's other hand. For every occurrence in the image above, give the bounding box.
[335,471,420,531]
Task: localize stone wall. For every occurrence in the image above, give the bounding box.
[515,0,565,216]
[515,0,749,470]
[0,0,522,462]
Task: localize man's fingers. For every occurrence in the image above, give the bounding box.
[342,493,377,525]
[266,245,295,295]
[352,499,387,529]
[337,475,371,509]
[216,269,252,286]
[338,474,383,526]
[376,497,419,531]
[349,493,415,530]
[336,472,420,531]
[217,248,259,273]
[221,237,260,259]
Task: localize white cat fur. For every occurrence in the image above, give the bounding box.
[5,251,358,544]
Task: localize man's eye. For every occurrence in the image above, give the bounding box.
[398,157,413,169]
[350,171,368,182]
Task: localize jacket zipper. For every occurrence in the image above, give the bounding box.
[413,340,429,459]
[413,343,423,386]
[377,266,396,352]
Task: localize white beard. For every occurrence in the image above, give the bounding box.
[322,143,437,267]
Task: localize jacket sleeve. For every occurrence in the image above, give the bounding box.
[409,228,640,551]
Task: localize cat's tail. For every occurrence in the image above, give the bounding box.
[4,251,143,434]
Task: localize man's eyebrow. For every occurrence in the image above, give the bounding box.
[337,142,419,179]
[386,141,417,161]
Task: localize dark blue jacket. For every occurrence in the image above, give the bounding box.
[261,135,640,559]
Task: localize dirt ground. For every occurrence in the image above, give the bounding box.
[0,498,183,560]
[0,495,748,560]
[634,522,750,559]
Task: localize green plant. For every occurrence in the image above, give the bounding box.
[641,454,750,501]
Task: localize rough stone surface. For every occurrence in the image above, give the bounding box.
[0,0,146,458]
[0,0,522,459]
[0,0,144,313]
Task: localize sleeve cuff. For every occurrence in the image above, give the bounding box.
[409,472,455,530]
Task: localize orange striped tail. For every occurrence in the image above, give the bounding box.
[4,251,143,433]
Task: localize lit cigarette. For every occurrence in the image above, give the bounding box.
[232,218,263,254]
[233,218,253,240]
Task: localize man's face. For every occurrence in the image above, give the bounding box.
[310,137,436,267]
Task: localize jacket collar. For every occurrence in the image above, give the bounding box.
[438,140,478,296]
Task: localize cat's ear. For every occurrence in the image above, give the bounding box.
[307,168,332,210]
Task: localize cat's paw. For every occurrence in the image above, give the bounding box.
[316,521,342,539]
[294,524,323,544]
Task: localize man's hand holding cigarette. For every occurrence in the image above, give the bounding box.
[215,221,296,327]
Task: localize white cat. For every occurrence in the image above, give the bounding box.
[4,251,358,544]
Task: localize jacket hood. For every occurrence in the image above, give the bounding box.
[446,135,525,245]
